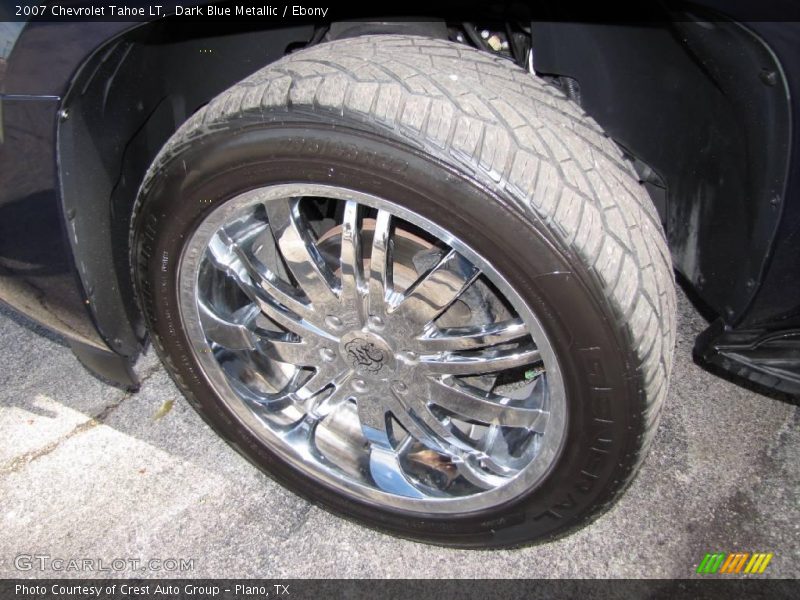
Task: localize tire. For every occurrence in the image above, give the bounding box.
[132,35,677,548]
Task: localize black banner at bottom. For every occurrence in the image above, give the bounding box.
[1,579,798,600]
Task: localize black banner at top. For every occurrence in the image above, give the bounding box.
[2,0,800,23]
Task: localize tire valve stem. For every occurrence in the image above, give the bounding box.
[525,367,544,381]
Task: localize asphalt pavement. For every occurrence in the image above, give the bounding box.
[0,290,797,578]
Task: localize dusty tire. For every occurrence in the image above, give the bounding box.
[132,35,677,547]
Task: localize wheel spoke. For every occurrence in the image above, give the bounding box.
[427,378,547,431]
[369,431,425,498]
[309,371,356,418]
[368,210,393,318]
[339,201,366,324]
[393,404,505,489]
[419,347,541,376]
[389,402,449,455]
[224,367,299,412]
[256,334,316,366]
[389,250,479,327]
[369,440,426,498]
[198,299,258,350]
[356,396,392,446]
[206,230,334,344]
[280,416,322,464]
[453,456,509,490]
[207,229,312,319]
[416,319,528,351]
[292,362,346,405]
[392,392,484,457]
[254,295,336,344]
[264,198,339,308]
[480,428,538,475]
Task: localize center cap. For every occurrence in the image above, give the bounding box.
[339,331,396,377]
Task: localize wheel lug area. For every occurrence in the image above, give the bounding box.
[397,350,418,365]
[320,348,336,362]
[351,378,368,393]
[392,381,408,394]
[367,315,385,330]
[325,315,344,330]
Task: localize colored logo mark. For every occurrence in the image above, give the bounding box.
[696,552,773,574]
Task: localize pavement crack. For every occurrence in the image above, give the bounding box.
[0,365,163,476]
[0,418,99,476]
[279,503,313,541]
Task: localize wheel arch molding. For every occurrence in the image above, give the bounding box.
[56,20,317,359]
[530,15,793,328]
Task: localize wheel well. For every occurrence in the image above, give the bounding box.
[531,20,791,325]
[56,17,526,357]
[58,20,317,356]
[57,14,792,358]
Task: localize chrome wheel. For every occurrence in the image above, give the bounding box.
[178,184,566,512]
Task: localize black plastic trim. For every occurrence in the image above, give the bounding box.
[69,338,140,391]
[695,320,800,396]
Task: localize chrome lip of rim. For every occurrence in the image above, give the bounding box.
[177,183,567,513]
